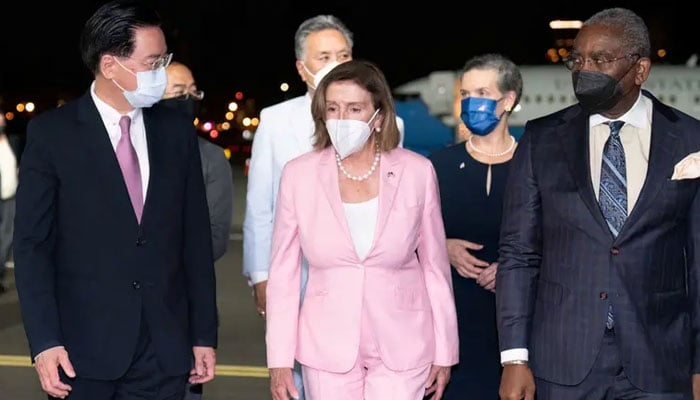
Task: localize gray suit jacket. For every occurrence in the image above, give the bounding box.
[496,90,700,392]
[198,137,233,261]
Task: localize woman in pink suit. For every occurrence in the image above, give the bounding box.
[266,59,459,400]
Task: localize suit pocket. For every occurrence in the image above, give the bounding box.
[536,280,563,305]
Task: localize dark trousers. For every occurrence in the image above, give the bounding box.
[536,329,691,400]
[50,319,188,400]
[183,383,202,400]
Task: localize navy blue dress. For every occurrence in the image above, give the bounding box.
[429,142,511,400]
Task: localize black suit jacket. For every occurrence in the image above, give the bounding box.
[496,90,700,392]
[13,92,218,380]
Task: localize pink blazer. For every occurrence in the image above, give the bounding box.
[266,146,458,373]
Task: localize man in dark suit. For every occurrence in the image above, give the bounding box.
[496,7,700,400]
[161,61,233,265]
[13,1,218,399]
[161,61,233,400]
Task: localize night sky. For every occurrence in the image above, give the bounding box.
[1,0,697,122]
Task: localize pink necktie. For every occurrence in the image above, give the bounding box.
[117,116,143,223]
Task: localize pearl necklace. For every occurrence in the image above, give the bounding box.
[467,135,516,157]
[336,147,381,181]
[466,135,516,197]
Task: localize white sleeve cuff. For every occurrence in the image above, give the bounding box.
[500,348,529,364]
[249,271,269,285]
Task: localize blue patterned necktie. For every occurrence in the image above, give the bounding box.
[599,120,626,329]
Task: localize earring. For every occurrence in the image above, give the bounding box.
[375,127,381,132]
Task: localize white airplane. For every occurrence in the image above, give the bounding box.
[393,57,700,138]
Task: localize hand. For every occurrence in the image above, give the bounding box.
[34,346,75,399]
[446,239,489,279]
[269,367,299,400]
[499,364,535,400]
[692,373,700,399]
[253,280,268,319]
[189,346,216,384]
[476,262,498,292]
[424,364,451,400]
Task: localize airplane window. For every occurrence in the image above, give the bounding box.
[548,95,555,103]
[560,95,567,103]
[694,95,700,104]
[523,95,530,103]
[536,95,542,103]
[669,95,676,103]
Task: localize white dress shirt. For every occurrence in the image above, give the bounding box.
[90,82,150,200]
[500,93,652,364]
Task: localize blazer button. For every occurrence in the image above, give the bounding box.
[136,238,147,247]
[599,292,608,299]
[132,281,141,290]
[610,247,620,255]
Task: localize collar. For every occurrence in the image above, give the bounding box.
[589,92,649,130]
[90,81,141,125]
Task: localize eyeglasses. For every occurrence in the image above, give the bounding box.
[149,53,173,70]
[165,86,205,101]
[563,53,639,71]
[122,52,173,70]
[176,89,205,101]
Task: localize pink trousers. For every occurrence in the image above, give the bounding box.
[301,307,431,400]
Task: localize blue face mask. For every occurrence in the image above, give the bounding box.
[460,97,505,136]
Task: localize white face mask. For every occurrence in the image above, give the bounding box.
[326,109,380,159]
[303,60,341,90]
[113,59,167,108]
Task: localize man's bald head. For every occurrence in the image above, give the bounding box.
[164,61,203,100]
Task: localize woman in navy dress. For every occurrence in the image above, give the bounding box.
[429,53,523,399]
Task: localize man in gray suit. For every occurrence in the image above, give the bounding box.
[162,61,234,400]
[162,61,233,262]
[497,8,700,400]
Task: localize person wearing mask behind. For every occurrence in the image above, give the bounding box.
[0,111,18,295]
[13,1,218,398]
[497,7,700,400]
[428,53,522,400]
[161,60,233,400]
[162,61,233,264]
[266,59,458,400]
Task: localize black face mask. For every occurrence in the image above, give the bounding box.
[160,97,199,119]
[572,70,624,114]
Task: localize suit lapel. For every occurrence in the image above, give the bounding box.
[76,94,139,224]
[372,150,403,248]
[290,95,315,153]
[318,147,352,243]
[557,109,611,236]
[618,107,678,240]
[140,108,160,225]
[317,147,404,261]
